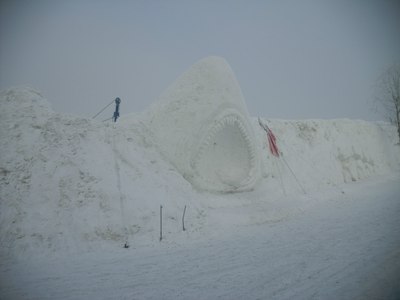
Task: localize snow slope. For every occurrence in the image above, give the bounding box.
[0,86,399,262]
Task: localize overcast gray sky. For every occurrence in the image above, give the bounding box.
[1,0,399,120]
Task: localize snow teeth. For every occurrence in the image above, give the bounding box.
[191,112,258,192]
[209,127,217,138]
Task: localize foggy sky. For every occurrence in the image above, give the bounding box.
[1,0,399,121]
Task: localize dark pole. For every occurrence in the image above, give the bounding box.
[182,205,186,231]
[160,205,163,241]
[113,97,121,122]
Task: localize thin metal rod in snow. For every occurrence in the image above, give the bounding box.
[159,205,163,242]
[281,155,307,195]
[182,205,187,231]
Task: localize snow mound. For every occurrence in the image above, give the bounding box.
[0,86,203,259]
[1,81,399,259]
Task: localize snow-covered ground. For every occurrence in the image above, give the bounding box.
[1,174,399,300]
[1,84,399,299]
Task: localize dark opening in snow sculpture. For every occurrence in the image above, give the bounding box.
[145,56,261,192]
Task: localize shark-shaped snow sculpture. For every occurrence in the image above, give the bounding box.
[144,56,260,192]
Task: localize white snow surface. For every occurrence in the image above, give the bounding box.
[1,85,400,299]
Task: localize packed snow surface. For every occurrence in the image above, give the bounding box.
[1,175,400,300]
[1,79,400,298]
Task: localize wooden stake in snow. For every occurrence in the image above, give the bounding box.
[159,205,163,241]
[182,205,187,231]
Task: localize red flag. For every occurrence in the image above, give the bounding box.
[267,128,280,157]
[258,118,280,157]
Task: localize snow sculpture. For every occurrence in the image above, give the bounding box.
[145,56,260,192]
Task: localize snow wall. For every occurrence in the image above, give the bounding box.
[1,63,400,259]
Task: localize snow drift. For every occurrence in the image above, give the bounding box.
[0,60,399,259]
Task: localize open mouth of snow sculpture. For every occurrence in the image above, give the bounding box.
[192,110,257,191]
[144,56,260,192]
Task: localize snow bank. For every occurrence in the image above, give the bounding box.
[257,118,400,193]
[1,84,399,259]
